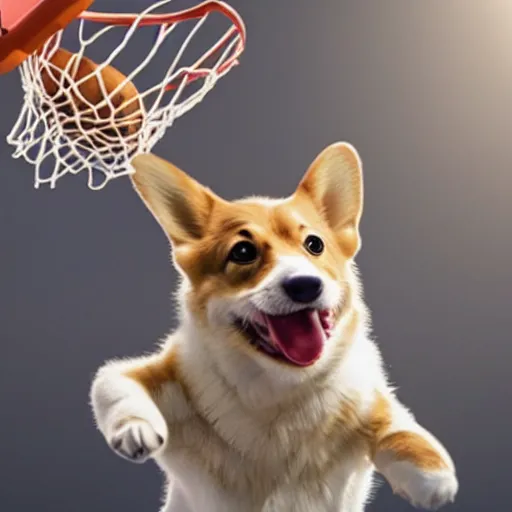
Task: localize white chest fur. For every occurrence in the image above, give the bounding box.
[151,331,381,512]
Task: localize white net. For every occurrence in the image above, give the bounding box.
[6,0,244,190]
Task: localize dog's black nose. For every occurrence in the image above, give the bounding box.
[282,276,323,303]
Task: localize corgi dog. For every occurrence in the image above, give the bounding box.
[90,143,458,512]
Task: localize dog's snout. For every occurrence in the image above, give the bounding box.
[282,275,323,304]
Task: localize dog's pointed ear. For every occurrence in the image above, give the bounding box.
[130,153,219,247]
[296,142,364,258]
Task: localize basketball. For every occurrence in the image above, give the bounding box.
[40,48,143,142]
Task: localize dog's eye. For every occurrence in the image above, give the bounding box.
[304,235,324,255]
[228,241,258,265]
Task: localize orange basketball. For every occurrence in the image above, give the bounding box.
[40,48,143,143]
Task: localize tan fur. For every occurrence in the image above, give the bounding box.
[125,349,179,397]
[377,432,449,471]
[366,392,392,446]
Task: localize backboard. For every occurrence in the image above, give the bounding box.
[0,0,93,74]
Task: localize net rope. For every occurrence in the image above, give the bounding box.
[6,0,244,190]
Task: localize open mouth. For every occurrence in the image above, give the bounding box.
[234,309,333,367]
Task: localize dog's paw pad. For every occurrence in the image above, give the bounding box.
[109,419,164,464]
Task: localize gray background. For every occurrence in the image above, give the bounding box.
[0,0,510,511]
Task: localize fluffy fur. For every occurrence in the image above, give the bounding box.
[90,143,458,511]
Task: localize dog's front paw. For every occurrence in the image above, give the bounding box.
[109,418,165,464]
[384,461,458,510]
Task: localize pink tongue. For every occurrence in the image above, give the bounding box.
[263,310,325,366]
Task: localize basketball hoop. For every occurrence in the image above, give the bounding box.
[2,0,246,190]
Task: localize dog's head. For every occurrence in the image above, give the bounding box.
[131,143,364,392]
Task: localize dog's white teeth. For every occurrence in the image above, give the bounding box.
[253,322,270,340]
[253,320,268,331]
[251,310,267,326]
